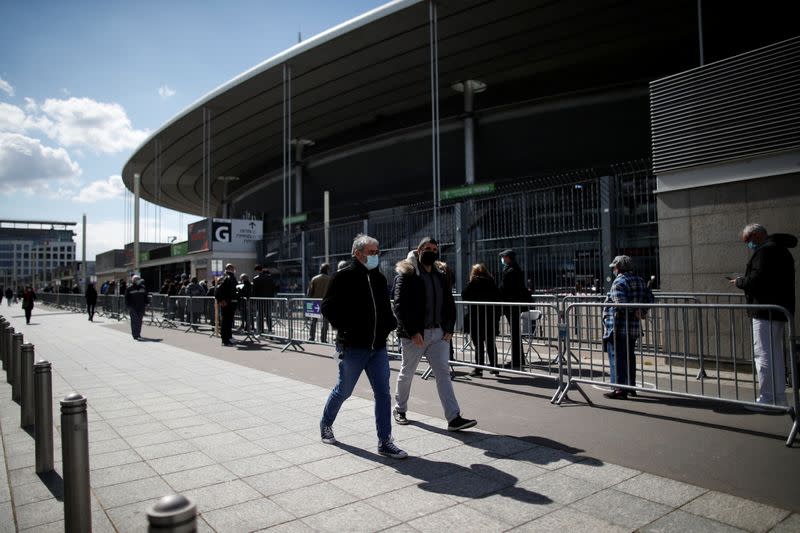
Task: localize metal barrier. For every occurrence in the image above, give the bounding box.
[247,297,291,345]
[555,302,798,446]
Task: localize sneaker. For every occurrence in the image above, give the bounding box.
[320,425,337,444]
[378,439,408,459]
[469,369,483,377]
[603,389,628,400]
[447,415,477,431]
[393,408,409,425]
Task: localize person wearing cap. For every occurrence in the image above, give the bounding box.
[215,263,239,346]
[499,249,530,370]
[392,237,477,432]
[124,275,148,340]
[602,255,653,399]
[307,263,331,342]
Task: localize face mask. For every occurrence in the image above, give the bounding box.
[500,258,506,267]
[420,250,439,266]
[365,255,380,270]
[747,241,759,251]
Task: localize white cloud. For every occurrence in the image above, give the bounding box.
[72,175,125,203]
[38,97,149,153]
[0,132,82,194]
[0,77,13,97]
[158,85,176,99]
[0,102,52,133]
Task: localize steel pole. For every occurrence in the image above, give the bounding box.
[61,393,91,533]
[34,360,54,473]
[0,318,7,369]
[134,173,141,275]
[147,494,197,533]
[20,343,35,427]
[11,332,23,401]
[82,213,87,293]
[5,325,13,382]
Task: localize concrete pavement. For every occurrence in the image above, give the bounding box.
[0,307,798,532]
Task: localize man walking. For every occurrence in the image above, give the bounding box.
[319,234,407,459]
[85,282,97,321]
[307,263,331,342]
[499,249,529,370]
[215,264,239,346]
[393,237,477,431]
[732,223,796,406]
[602,255,654,399]
[124,275,148,340]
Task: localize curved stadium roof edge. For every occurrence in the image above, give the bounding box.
[125,0,419,164]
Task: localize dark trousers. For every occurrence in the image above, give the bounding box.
[220,302,237,342]
[24,308,32,324]
[470,327,497,367]
[309,318,329,342]
[503,307,522,368]
[87,303,95,321]
[257,302,273,333]
[606,333,637,387]
[129,307,143,338]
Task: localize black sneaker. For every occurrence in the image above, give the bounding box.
[320,425,337,444]
[469,369,483,377]
[393,408,409,425]
[378,439,408,459]
[447,415,477,431]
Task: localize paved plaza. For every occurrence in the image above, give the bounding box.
[0,307,798,532]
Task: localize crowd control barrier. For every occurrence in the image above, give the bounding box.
[556,302,798,446]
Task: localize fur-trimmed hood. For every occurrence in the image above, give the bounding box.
[395,250,421,275]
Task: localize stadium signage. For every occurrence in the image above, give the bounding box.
[440,183,495,200]
[282,213,308,225]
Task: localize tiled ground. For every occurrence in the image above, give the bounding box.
[0,309,797,532]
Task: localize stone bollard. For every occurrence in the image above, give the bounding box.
[61,393,91,533]
[34,360,54,473]
[11,332,23,401]
[20,344,35,428]
[4,325,13,383]
[147,494,198,533]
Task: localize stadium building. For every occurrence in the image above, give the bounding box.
[120,0,799,307]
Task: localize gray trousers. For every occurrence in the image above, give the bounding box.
[395,327,460,422]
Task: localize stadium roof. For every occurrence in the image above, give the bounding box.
[121,0,793,218]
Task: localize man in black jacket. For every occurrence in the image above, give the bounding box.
[215,264,239,346]
[319,234,407,459]
[499,249,529,369]
[392,237,477,432]
[732,224,796,406]
[124,275,148,340]
[252,264,276,334]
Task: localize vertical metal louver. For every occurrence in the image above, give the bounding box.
[650,35,800,174]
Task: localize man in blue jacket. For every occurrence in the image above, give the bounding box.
[124,275,149,340]
[319,234,407,459]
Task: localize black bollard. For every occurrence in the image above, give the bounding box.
[0,318,7,369]
[20,344,35,428]
[147,494,198,532]
[34,360,54,473]
[11,332,23,401]
[61,393,91,533]
[4,325,13,383]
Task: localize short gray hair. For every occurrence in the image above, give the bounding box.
[741,223,767,241]
[351,233,379,256]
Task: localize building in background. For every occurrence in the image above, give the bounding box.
[0,220,77,291]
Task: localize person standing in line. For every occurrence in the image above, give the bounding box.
[4,286,13,306]
[732,223,796,406]
[21,285,36,324]
[602,255,654,399]
[462,263,502,377]
[319,234,407,459]
[307,263,331,342]
[252,264,276,334]
[236,274,253,331]
[499,249,529,370]
[392,237,477,431]
[215,264,238,346]
[185,276,206,328]
[124,276,148,340]
[85,282,98,321]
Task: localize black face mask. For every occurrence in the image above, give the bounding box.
[420,250,439,266]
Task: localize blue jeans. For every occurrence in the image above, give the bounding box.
[321,345,391,443]
[606,334,637,387]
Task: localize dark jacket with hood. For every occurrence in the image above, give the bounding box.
[500,260,530,304]
[252,271,276,298]
[124,281,148,311]
[462,273,502,335]
[393,250,456,339]
[736,233,796,320]
[215,271,239,305]
[321,257,396,350]
[85,284,98,305]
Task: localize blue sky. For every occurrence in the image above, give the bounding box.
[0,0,386,257]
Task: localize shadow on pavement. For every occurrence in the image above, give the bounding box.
[37,471,64,502]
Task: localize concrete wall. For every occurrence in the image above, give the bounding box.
[657,172,800,329]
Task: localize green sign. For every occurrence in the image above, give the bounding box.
[138,252,148,263]
[283,213,308,225]
[171,241,189,256]
[440,183,495,201]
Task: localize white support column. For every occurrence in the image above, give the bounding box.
[324,190,330,265]
[81,214,87,292]
[133,173,140,275]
